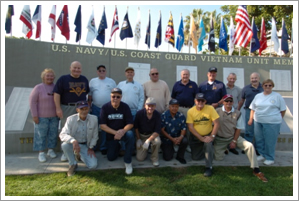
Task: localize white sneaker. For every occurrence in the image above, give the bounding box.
[61,153,68,162]
[186,145,191,153]
[153,161,159,167]
[38,152,46,163]
[125,163,133,175]
[257,155,265,161]
[264,160,274,165]
[47,149,57,158]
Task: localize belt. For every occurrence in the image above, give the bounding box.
[79,142,87,144]
[62,103,77,106]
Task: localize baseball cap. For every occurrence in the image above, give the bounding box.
[169,99,180,105]
[145,97,156,105]
[125,67,134,72]
[111,88,122,94]
[195,93,206,100]
[223,94,233,101]
[96,65,106,70]
[76,101,89,109]
[208,67,217,72]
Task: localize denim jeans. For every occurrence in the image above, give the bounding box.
[106,130,135,164]
[91,104,106,151]
[254,121,280,161]
[61,142,97,169]
[120,113,136,151]
[33,117,59,151]
[244,108,255,145]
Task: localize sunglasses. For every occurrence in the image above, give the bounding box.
[98,70,106,72]
[264,85,272,87]
[151,72,159,76]
[111,95,121,99]
[224,100,233,103]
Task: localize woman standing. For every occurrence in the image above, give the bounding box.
[29,68,59,162]
[248,79,286,165]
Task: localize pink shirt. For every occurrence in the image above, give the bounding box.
[29,83,57,118]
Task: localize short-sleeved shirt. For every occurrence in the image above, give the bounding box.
[186,105,219,136]
[161,110,186,138]
[171,80,198,107]
[100,101,133,140]
[53,74,90,105]
[241,83,263,108]
[198,80,227,105]
[134,108,161,135]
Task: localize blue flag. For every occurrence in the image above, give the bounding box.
[250,18,260,53]
[155,13,162,48]
[97,7,108,45]
[197,18,206,52]
[145,13,151,48]
[74,5,81,42]
[219,18,227,51]
[281,19,289,54]
[120,12,133,40]
[5,5,14,34]
[176,16,184,52]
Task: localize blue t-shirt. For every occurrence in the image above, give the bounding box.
[241,83,264,108]
[198,80,227,105]
[171,80,198,107]
[134,108,161,135]
[100,101,133,141]
[161,110,186,138]
[53,74,90,105]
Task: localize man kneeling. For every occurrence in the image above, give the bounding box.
[214,94,268,182]
[60,101,98,177]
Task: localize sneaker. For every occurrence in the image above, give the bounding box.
[47,149,57,158]
[125,163,133,175]
[176,157,187,164]
[61,153,68,162]
[67,164,78,177]
[186,145,191,153]
[264,160,274,165]
[153,161,159,167]
[204,168,212,177]
[38,152,46,163]
[257,155,265,162]
[253,171,268,182]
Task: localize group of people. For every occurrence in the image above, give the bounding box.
[29,61,287,182]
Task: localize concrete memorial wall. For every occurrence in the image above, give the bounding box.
[5,38,293,153]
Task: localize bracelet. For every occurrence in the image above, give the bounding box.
[232,140,237,143]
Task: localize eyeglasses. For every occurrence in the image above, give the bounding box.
[98,70,106,72]
[47,92,54,96]
[224,100,233,103]
[264,84,272,87]
[151,73,159,76]
[111,95,121,99]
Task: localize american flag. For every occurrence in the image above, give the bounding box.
[234,5,252,47]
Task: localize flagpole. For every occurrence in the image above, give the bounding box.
[280,18,283,58]
[188,13,191,54]
[249,17,253,57]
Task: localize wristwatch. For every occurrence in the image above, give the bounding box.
[212,135,215,138]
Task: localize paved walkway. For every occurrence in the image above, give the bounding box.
[5,148,293,175]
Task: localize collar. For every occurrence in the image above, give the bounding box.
[126,80,134,84]
[222,105,234,114]
[208,81,214,85]
[76,113,89,121]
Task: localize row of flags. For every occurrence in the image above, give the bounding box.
[5,5,292,55]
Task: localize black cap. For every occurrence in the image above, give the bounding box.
[76,101,89,109]
[169,99,180,105]
[195,93,206,100]
[111,88,122,94]
[97,65,106,70]
[208,67,217,72]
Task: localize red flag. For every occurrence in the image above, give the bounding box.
[109,7,119,42]
[259,17,267,56]
[48,5,56,41]
[234,5,252,47]
[20,5,33,38]
[56,5,70,40]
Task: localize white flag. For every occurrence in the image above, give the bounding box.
[134,8,141,45]
[48,5,56,41]
[20,5,34,38]
[86,7,97,44]
[229,16,235,56]
[271,17,280,53]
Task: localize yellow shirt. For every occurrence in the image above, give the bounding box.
[186,105,219,136]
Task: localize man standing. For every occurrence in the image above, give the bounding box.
[225,73,242,155]
[187,93,219,177]
[54,61,90,161]
[134,97,161,167]
[237,72,263,146]
[100,88,135,175]
[198,67,227,108]
[161,99,188,164]
[59,101,98,177]
[214,94,268,182]
[88,65,116,155]
[143,68,171,114]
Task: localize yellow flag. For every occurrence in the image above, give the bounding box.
[190,15,198,53]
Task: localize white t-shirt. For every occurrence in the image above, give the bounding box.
[89,77,116,107]
[249,91,286,124]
